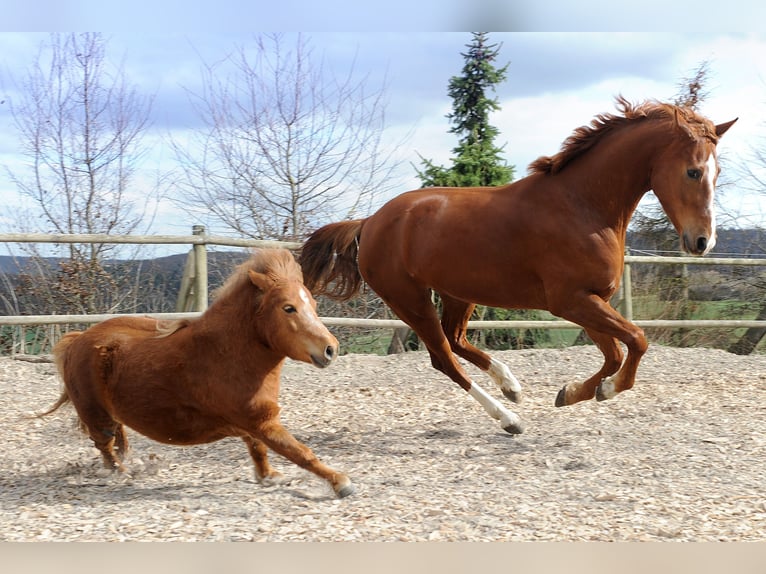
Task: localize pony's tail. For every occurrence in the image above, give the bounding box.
[299,219,366,300]
[36,331,81,418]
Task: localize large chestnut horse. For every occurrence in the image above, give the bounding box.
[40,249,354,498]
[300,97,737,435]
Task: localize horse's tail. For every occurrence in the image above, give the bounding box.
[36,331,81,418]
[299,219,366,300]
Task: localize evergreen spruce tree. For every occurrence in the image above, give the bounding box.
[394,33,532,354]
[416,32,514,187]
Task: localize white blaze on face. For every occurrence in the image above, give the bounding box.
[704,152,718,251]
[299,286,311,306]
[299,286,325,330]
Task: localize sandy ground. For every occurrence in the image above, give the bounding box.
[1,344,765,541]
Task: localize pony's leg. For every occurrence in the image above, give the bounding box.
[440,295,522,404]
[552,293,647,407]
[113,424,130,462]
[85,420,128,472]
[382,288,523,434]
[251,403,354,498]
[555,329,623,406]
[242,435,284,484]
[73,399,127,471]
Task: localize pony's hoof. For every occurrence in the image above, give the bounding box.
[555,385,568,407]
[335,481,355,498]
[502,388,523,404]
[258,472,287,487]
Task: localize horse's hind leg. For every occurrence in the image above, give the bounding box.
[381,286,523,434]
[440,295,522,404]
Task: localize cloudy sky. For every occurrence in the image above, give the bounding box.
[0,31,763,251]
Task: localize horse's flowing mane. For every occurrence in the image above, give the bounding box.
[156,249,302,338]
[528,95,721,175]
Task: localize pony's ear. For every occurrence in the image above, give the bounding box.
[248,270,273,292]
[715,118,738,138]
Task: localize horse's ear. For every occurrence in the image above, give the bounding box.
[248,270,273,292]
[715,118,738,138]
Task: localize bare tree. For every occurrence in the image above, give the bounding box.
[4,32,154,316]
[726,79,766,354]
[172,33,401,240]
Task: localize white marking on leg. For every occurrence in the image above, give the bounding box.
[467,380,523,433]
[599,376,618,400]
[487,358,522,402]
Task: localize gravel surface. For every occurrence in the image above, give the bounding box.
[1,344,765,541]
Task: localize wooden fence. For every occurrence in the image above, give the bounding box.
[1,230,765,334]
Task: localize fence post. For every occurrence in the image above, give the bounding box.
[192,225,209,312]
[623,247,633,321]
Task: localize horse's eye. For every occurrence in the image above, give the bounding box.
[687,168,702,180]
[283,305,297,314]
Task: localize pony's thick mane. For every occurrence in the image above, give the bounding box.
[528,96,720,175]
[155,249,302,338]
[214,248,303,301]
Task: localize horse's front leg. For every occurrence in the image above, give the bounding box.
[553,294,647,407]
[554,329,623,406]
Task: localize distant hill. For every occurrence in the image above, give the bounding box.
[0,251,244,278]
[0,250,251,317]
[627,228,766,257]
[0,228,762,278]
[715,228,766,256]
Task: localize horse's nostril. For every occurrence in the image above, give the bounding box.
[696,236,708,253]
[325,346,336,360]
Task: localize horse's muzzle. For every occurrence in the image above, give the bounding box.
[682,232,714,256]
[311,345,337,368]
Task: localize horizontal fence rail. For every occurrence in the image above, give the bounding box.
[2,313,766,330]
[0,232,302,249]
[0,231,765,331]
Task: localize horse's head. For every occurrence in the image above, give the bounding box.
[248,266,339,368]
[650,112,737,256]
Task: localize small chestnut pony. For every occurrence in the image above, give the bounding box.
[300,97,736,435]
[40,249,354,498]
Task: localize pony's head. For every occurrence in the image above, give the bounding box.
[646,101,737,255]
[223,249,339,367]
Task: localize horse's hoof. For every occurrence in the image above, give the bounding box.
[555,385,568,407]
[501,419,524,435]
[502,423,524,435]
[335,482,356,498]
[499,410,524,435]
[502,388,523,404]
[596,379,616,402]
